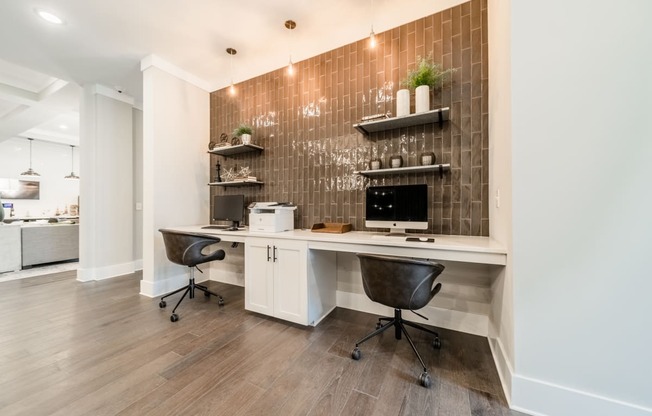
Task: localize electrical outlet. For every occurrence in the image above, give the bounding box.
[135,202,143,211]
[495,189,500,208]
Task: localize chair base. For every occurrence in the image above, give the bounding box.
[159,275,224,322]
[351,308,441,388]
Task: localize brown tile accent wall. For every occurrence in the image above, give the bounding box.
[210,0,488,236]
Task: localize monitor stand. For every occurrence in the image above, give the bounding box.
[385,228,407,237]
[225,221,240,231]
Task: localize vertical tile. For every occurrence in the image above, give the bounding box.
[209,1,487,236]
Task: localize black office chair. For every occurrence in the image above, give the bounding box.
[158,229,226,322]
[351,253,445,388]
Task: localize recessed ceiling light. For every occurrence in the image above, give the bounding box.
[35,9,64,25]
[59,124,68,129]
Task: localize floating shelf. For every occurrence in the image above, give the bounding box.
[353,107,450,135]
[208,143,264,156]
[208,180,264,187]
[354,164,451,178]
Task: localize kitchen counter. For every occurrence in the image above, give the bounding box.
[0,223,22,273]
[21,222,79,267]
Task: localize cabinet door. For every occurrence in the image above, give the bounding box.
[273,240,308,324]
[244,238,275,316]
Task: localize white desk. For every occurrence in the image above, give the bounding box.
[168,226,506,265]
[165,226,507,334]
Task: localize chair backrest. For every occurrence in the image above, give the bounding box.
[159,229,225,267]
[356,253,445,311]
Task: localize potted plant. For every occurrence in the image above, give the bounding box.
[401,54,455,113]
[233,123,253,145]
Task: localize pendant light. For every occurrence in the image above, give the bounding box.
[20,138,40,177]
[285,20,296,76]
[64,145,79,180]
[369,0,377,48]
[226,47,237,96]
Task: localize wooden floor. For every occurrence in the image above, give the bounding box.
[0,271,526,416]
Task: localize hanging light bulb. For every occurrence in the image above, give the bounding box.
[64,145,79,180]
[20,138,40,177]
[226,47,237,96]
[369,0,376,49]
[287,57,294,76]
[285,20,296,76]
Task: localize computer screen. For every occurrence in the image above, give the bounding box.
[365,184,428,235]
[213,194,244,230]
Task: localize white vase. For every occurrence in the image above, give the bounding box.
[415,85,430,113]
[396,89,410,117]
[241,134,251,145]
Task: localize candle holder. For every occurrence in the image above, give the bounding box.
[389,155,403,168]
[420,152,436,166]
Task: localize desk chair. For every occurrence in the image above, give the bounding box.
[351,253,445,387]
[158,229,225,322]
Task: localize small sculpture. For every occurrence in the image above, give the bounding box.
[237,166,252,179]
[222,167,236,182]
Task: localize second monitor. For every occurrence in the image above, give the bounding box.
[213,194,245,231]
[365,184,428,236]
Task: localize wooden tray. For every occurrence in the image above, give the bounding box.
[310,223,352,233]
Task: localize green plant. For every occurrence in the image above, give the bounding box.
[401,54,455,90]
[233,123,253,137]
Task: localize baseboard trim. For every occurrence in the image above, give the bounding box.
[133,258,143,271]
[512,374,652,416]
[76,261,137,282]
[488,336,514,406]
[336,291,488,336]
[139,272,209,298]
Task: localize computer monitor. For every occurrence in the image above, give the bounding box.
[365,184,428,236]
[213,194,244,231]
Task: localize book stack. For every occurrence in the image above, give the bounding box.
[233,176,257,182]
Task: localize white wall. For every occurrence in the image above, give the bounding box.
[0,138,79,217]
[77,85,136,281]
[140,57,210,297]
[510,1,652,415]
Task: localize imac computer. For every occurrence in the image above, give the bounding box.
[365,184,428,236]
[212,194,244,231]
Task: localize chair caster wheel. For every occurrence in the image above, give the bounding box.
[159,300,166,308]
[351,347,361,360]
[419,372,432,388]
[170,313,179,322]
[218,297,224,306]
[376,322,382,329]
[433,337,441,349]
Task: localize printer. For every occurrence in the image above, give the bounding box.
[248,202,297,232]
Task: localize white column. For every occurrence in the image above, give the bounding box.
[139,55,211,298]
[77,85,136,281]
[487,0,515,405]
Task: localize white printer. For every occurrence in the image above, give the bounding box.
[248,202,297,232]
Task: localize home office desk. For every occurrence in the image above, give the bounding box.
[166,226,507,334]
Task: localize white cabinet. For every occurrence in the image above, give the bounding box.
[244,237,336,326]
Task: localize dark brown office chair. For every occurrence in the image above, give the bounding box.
[351,253,445,387]
[158,229,226,322]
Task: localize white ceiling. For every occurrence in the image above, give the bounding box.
[0,0,461,146]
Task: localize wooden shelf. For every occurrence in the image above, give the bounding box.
[208,180,264,187]
[354,164,451,178]
[353,107,450,135]
[208,144,264,156]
